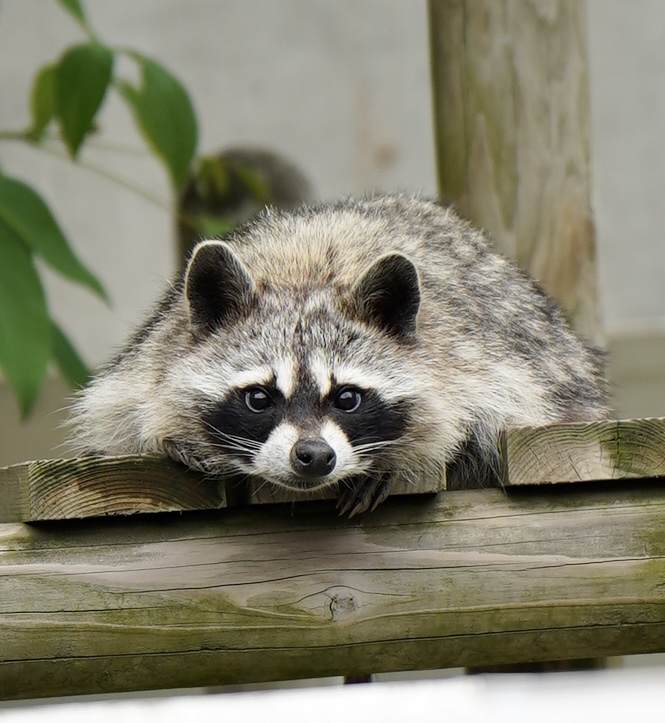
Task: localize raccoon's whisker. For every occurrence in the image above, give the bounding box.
[200,468,252,488]
[353,439,400,457]
[228,471,254,487]
[187,425,261,459]
[201,422,263,450]
[353,438,399,450]
[354,443,393,452]
[251,477,274,495]
[215,434,263,450]
[206,431,263,450]
[210,445,256,457]
[338,477,359,492]
[203,436,258,453]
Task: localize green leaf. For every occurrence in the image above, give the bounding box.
[51,320,90,388]
[0,173,107,300]
[233,163,272,204]
[0,218,50,417]
[198,215,235,237]
[196,155,231,200]
[57,0,87,25]
[118,52,198,189]
[55,43,114,157]
[28,64,57,141]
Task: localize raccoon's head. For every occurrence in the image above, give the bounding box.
[164,240,423,496]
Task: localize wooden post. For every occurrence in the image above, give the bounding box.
[428,0,601,341]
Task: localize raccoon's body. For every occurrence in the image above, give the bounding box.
[70,194,608,515]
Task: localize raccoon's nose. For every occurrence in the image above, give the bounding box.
[290,438,337,478]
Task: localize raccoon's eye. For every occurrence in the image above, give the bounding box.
[244,387,274,413]
[334,387,362,413]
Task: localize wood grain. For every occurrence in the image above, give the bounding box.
[0,455,444,523]
[2,418,665,522]
[503,418,665,485]
[246,470,445,504]
[0,455,226,523]
[0,484,664,700]
[428,0,601,340]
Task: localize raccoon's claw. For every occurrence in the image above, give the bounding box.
[336,475,393,518]
[163,438,208,472]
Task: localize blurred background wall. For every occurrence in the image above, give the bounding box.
[1,0,664,463]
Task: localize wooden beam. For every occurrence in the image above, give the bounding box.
[0,455,225,523]
[1,484,664,701]
[1,417,664,523]
[502,418,665,486]
[428,0,601,340]
[0,456,444,523]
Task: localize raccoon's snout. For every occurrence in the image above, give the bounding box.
[290,437,337,478]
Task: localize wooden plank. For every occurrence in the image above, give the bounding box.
[0,484,664,701]
[503,418,665,486]
[3,416,665,522]
[0,456,444,523]
[246,470,445,505]
[0,455,226,523]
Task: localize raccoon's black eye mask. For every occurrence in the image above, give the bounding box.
[202,374,412,452]
[242,385,363,414]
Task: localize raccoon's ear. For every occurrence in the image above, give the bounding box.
[349,253,420,339]
[184,241,254,332]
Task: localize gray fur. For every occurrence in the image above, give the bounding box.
[69,194,608,514]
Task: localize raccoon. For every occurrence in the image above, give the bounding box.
[69,194,608,516]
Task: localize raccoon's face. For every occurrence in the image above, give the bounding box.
[197,351,415,492]
[166,240,422,494]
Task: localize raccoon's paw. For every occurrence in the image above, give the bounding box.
[162,438,211,473]
[336,474,393,518]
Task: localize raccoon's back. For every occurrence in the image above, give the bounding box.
[221,195,466,292]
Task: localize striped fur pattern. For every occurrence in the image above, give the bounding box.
[69,195,608,515]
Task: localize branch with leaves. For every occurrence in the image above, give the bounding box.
[0,0,198,416]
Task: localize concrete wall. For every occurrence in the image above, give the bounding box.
[2,0,665,462]
[587,0,665,333]
[0,0,436,370]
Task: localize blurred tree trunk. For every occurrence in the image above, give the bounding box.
[428,0,602,343]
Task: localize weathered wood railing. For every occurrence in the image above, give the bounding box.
[1,419,664,702]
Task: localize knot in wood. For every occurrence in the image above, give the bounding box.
[327,587,359,621]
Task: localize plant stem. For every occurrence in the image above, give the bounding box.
[2,130,169,211]
[39,141,172,210]
[0,130,202,233]
[0,129,150,155]
[0,130,29,141]
[78,139,152,155]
